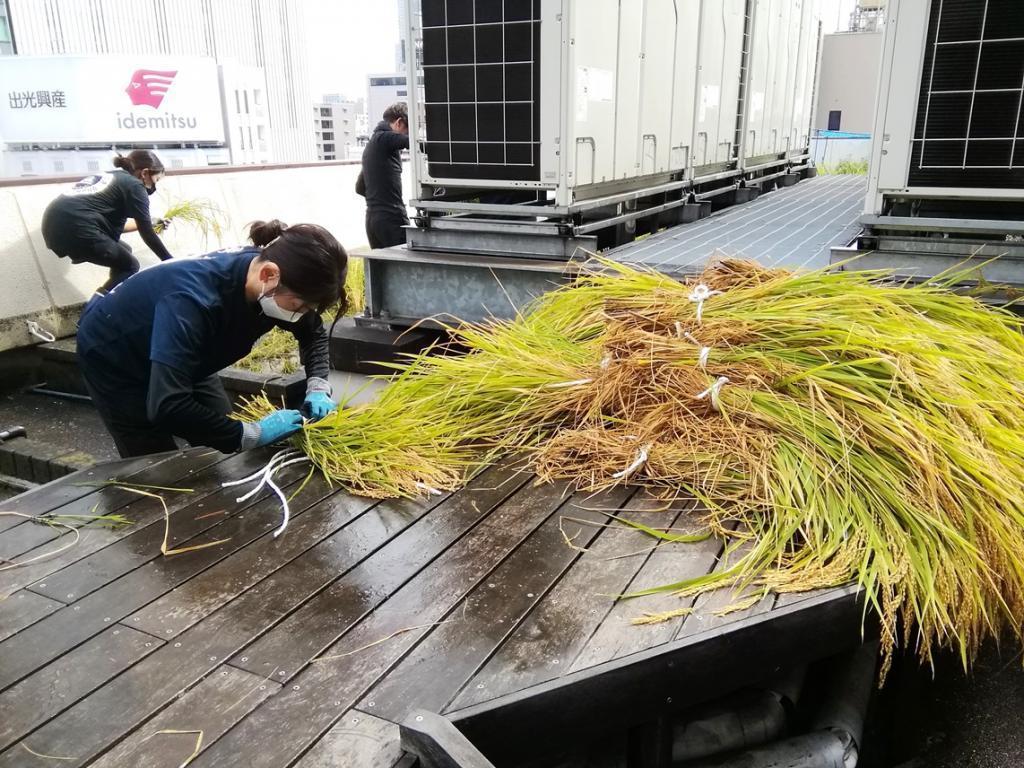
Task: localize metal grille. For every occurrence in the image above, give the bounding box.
[420,0,541,182]
[909,0,1024,187]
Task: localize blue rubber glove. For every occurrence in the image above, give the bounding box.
[253,409,304,447]
[301,391,337,422]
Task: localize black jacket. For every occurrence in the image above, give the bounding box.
[359,120,409,214]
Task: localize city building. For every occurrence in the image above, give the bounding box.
[813,3,885,133]
[314,94,361,161]
[1,0,313,171]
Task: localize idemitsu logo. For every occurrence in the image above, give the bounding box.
[117,67,198,131]
[124,69,178,109]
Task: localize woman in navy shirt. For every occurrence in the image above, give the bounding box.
[76,219,346,457]
[42,149,173,293]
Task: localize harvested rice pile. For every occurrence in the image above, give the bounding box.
[243,258,1024,672]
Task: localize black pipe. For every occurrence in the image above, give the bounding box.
[0,426,27,442]
[680,642,878,768]
[671,666,808,763]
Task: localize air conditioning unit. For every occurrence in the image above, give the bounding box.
[866,0,1024,214]
[410,0,820,207]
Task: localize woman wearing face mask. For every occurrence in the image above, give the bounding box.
[41,149,173,294]
[75,219,346,458]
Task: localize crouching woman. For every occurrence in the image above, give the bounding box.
[77,219,346,457]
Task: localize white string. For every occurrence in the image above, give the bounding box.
[612,444,651,480]
[600,354,612,369]
[235,457,309,503]
[222,448,310,539]
[687,283,723,324]
[415,482,443,496]
[266,474,291,538]
[26,321,55,343]
[696,376,730,411]
[222,450,300,488]
[674,321,684,339]
[683,331,711,370]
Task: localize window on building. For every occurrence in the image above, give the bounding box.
[87,160,100,172]
[172,158,184,169]
[323,143,335,152]
[323,131,334,140]
[257,126,266,141]
[239,126,245,150]
[254,89,264,105]
[53,160,65,173]
[248,127,254,149]
[397,90,407,97]
[320,107,331,117]
[244,91,250,114]
[322,120,333,129]
[827,110,841,131]
[21,160,32,172]
[0,15,11,43]
[235,90,241,114]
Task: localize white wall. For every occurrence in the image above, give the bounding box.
[0,160,412,351]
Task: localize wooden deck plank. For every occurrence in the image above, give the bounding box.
[448,492,684,711]
[569,501,722,672]
[185,479,575,768]
[0,480,444,766]
[0,452,179,534]
[126,485,382,639]
[365,486,635,723]
[0,462,316,691]
[675,534,774,641]
[0,625,162,752]
[0,449,252,596]
[0,590,62,642]
[0,449,228,542]
[292,711,403,768]
[87,665,280,768]
[26,449,291,603]
[227,463,531,680]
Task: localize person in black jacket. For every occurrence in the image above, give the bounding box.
[41,149,173,293]
[358,102,410,248]
[76,219,347,458]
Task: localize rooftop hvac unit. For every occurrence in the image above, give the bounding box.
[866,0,1024,213]
[409,0,821,208]
[844,0,1024,288]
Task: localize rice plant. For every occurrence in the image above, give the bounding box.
[155,197,226,246]
[242,256,1024,673]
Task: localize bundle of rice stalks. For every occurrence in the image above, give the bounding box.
[243,257,1024,673]
[156,197,226,246]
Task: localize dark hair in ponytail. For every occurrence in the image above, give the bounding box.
[112,149,165,174]
[248,219,348,314]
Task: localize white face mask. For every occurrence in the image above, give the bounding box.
[258,282,305,324]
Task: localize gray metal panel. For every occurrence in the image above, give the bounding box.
[608,174,866,273]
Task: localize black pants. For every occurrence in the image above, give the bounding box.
[365,209,409,249]
[82,373,232,458]
[53,236,140,293]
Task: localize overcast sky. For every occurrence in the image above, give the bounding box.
[306,1,401,103]
[305,0,860,104]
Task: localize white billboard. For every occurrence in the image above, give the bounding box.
[0,55,225,144]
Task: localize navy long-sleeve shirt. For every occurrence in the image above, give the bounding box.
[77,248,328,452]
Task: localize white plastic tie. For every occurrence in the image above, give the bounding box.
[235,457,309,503]
[698,346,711,370]
[600,354,612,369]
[674,321,684,339]
[612,444,651,481]
[267,474,291,538]
[687,283,723,324]
[26,321,55,343]
[415,482,443,497]
[696,376,730,411]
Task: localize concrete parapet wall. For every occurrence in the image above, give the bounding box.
[0,159,410,352]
